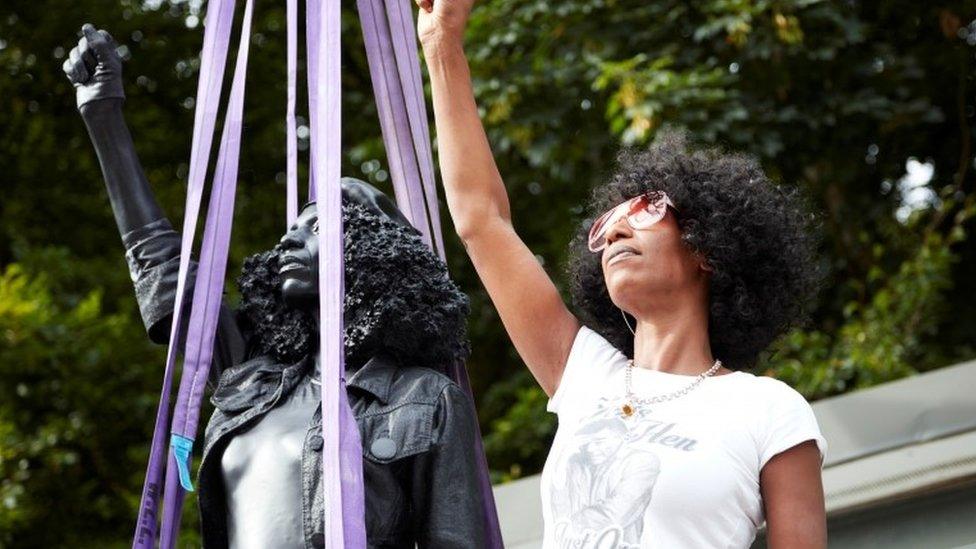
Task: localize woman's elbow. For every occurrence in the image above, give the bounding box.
[452,210,509,244]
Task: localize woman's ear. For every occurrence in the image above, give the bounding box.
[698,255,713,273]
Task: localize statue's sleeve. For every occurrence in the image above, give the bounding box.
[412,382,489,548]
[121,218,246,382]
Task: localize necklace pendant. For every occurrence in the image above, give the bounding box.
[621,402,635,418]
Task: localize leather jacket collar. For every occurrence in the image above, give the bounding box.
[211,352,400,414]
[346,354,398,405]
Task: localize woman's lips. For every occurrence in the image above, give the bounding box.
[607,250,640,266]
[606,244,641,267]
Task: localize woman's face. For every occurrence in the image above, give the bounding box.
[599,204,708,313]
[277,204,320,310]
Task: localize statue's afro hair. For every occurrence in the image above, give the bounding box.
[236,202,470,372]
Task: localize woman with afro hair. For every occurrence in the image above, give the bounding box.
[416,0,827,547]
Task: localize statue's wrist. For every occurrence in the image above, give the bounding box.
[79,96,124,120]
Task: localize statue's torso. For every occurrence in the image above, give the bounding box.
[196,353,480,549]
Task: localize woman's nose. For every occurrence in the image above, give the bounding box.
[604,215,633,246]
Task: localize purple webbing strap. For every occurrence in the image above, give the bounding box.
[159,0,257,546]
[286,0,299,226]
[131,0,235,546]
[306,0,319,202]
[382,0,445,258]
[358,1,502,545]
[357,0,434,250]
[309,0,369,546]
[391,5,502,544]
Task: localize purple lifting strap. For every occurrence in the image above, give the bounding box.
[382,0,446,258]
[131,0,236,546]
[306,0,320,203]
[286,0,299,225]
[358,0,433,250]
[159,0,256,546]
[309,0,369,545]
[356,2,502,545]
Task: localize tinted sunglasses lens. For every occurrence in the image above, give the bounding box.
[588,203,628,252]
[629,193,669,229]
[588,209,613,251]
[588,193,672,252]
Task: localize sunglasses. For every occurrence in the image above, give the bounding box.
[587,191,676,253]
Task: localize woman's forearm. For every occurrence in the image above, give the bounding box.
[81,99,166,236]
[422,41,511,240]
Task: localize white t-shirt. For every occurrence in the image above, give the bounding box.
[540,326,826,549]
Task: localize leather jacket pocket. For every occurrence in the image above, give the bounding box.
[359,402,436,545]
[359,401,435,464]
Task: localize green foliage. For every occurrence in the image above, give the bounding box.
[481,370,556,483]
[0,249,206,547]
[766,193,976,399]
[0,0,974,543]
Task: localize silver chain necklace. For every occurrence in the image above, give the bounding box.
[621,358,722,418]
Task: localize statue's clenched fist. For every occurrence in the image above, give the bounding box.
[62,23,124,110]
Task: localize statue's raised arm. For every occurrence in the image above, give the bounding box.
[64,23,164,235]
[63,24,245,372]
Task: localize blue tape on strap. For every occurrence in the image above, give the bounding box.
[170,434,195,492]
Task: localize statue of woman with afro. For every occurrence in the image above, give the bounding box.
[65,23,489,548]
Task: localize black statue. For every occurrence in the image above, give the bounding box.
[64,24,488,548]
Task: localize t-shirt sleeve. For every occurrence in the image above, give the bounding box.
[547,326,621,416]
[758,381,828,470]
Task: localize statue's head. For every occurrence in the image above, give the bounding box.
[276,178,417,309]
[236,178,469,371]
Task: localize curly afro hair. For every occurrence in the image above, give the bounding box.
[568,131,823,371]
[236,202,470,373]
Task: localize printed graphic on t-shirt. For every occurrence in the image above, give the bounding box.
[550,398,700,548]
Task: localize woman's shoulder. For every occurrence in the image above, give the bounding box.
[570,324,629,364]
[713,371,817,425]
[726,370,808,400]
[725,372,826,462]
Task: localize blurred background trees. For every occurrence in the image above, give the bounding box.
[1,0,974,545]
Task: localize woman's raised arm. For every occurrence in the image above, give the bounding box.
[417,1,579,396]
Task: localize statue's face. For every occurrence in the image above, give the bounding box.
[278,204,320,310]
[276,178,416,310]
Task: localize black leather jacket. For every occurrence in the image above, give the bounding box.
[123,220,488,548]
